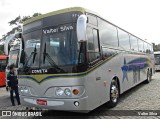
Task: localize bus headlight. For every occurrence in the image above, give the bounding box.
[56,88,64,96]
[23,88,29,94]
[64,88,71,96]
[19,87,29,95]
[20,88,24,93]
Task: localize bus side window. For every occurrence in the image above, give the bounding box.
[118,28,130,50]
[87,27,100,63]
[144,42,148,53]
[130,35,139,51]
[138,39,144,53]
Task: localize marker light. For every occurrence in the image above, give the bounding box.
[73,89,79,95]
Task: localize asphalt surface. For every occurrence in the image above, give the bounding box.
[0,72,160,119]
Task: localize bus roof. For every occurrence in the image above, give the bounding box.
[23,7,152,46]
[24,7,97,25]
[0,55,8,60]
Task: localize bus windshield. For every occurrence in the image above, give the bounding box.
[42,30,78,67]
[23,30,41,67]
[155,54,160,65]
[23,24,79,70]
[8,50,19,68]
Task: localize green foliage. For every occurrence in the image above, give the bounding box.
[8,16,21,26]
[2,12,42,40]
[21,16,31,22]
[32,13,42,17]
[153,43,160,51]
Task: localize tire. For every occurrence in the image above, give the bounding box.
[108,79,119,108]
[145,69,151,83]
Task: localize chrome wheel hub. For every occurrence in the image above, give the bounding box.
[111,85,118,103]
[147,72,151,82]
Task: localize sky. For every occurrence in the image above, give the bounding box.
[0,0,160,44]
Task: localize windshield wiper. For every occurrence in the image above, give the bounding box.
[43,43,65,73]
[78,42,86,64]
[24,45,37,72]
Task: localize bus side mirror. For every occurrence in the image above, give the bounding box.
[15,32,22,38]
[77,15,87,42]
[20,50,25,64]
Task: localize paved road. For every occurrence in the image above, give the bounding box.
[0,73,160,119]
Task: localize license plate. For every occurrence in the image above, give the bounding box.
[36,99,47,106]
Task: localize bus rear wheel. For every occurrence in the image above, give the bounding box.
[108,79,119,108]
[145,69,152,83]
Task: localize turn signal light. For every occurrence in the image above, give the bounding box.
[73,89,79,95]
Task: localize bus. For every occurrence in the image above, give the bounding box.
[154,51,160,71]
[17,7,154,112]
[0,55,8,86]
[6,44,20,89]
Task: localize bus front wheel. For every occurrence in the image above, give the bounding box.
[108,79,119,108]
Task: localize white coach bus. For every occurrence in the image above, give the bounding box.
[16,7,154,112]
[154,51,160,71]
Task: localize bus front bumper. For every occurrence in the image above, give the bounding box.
[20,96,89,112]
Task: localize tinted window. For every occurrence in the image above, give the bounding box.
[43,12,82,27]
[138,39,144,52]
[87,27,100,62]
[8,50,19,68]
[87,27,94,50]
[148,44,153,54]
[41,24,78,66]
[98,18,118,47]
[23,20,42,32]
[118,29,130,49]
[23,30,41,67]
[144,42,149,53]
[0,60,7,72]
[93,29,100,52]
[155,54,160,64]
[130,35,138,51]
[87,14,97,26]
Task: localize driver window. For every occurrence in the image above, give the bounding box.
[87,27,100,63]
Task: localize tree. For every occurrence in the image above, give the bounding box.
[8,16,21,26]
[21,16,31,22]
[32,13,42,17]
[0,12,42,54]
[153,43,160,51]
